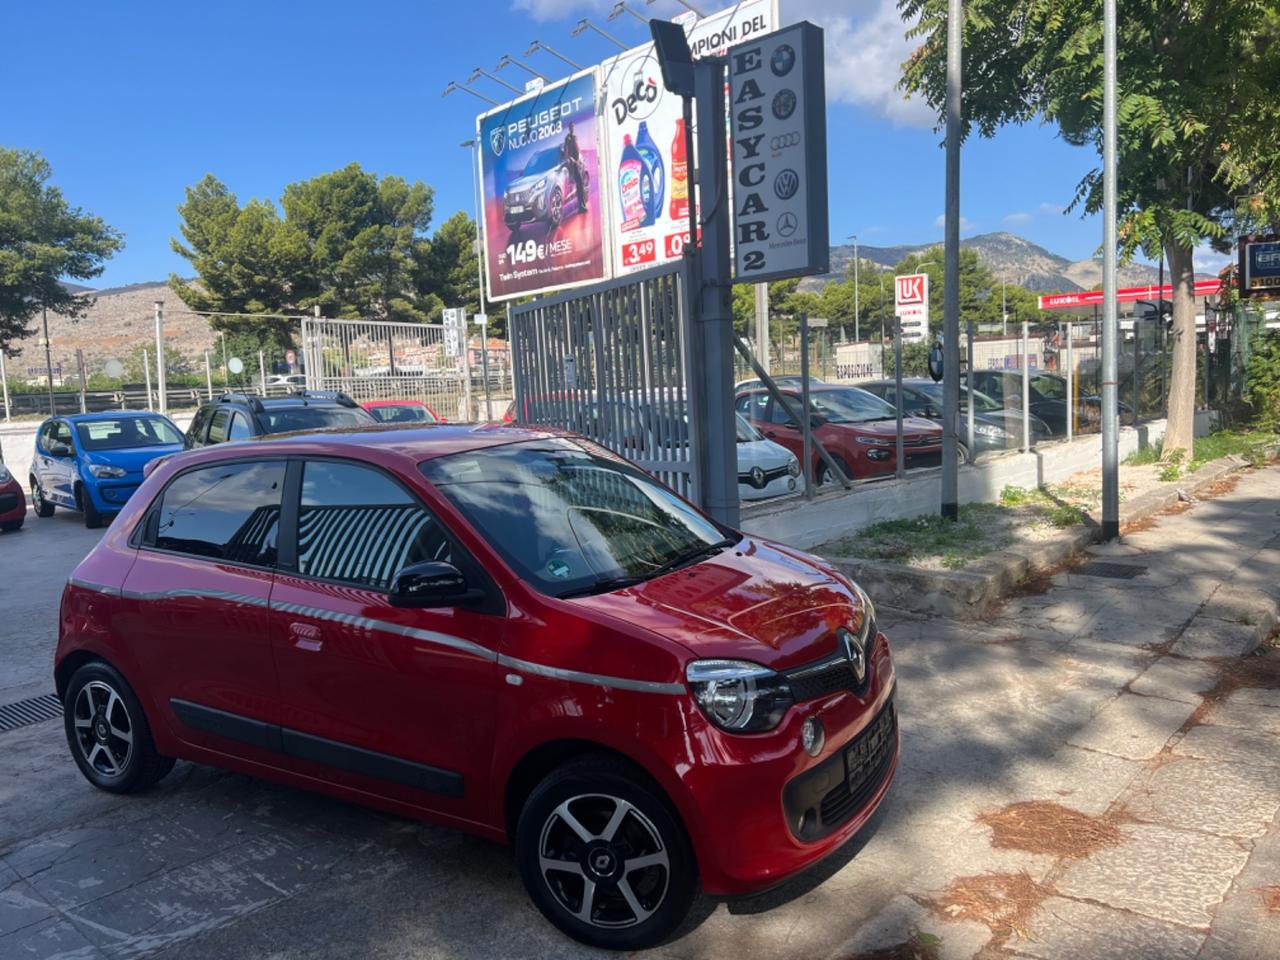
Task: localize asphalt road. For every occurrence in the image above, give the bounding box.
[1,471,1278,960]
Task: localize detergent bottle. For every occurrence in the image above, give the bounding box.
[635,121,665,224]
[669,118,688,221]
[618,134,652,228]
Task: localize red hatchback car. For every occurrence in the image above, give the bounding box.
[0,457,25,531]
[736,385,944,482]
[55,425,897,949]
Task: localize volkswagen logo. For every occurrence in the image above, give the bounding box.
[771,132,801,151]
[772,88,797,120]
[774,169,800,201]
[777,211,798,237]
[489,126,506,157]
[771,44,796,77]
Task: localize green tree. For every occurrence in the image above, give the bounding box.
[900,0,1280,459]
[0,148,123,351]
[419,210,496,334]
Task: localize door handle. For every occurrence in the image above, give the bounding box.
[765,430,777,439]
[290,622,323,652]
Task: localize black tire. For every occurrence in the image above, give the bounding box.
[63,661,174,794]
[549,188,563,226]
[1,517,22,532]
[817,455,853,486]
[79,486,104,530]
[958,442,972,465]
[515,755,697,951]
[31,477,55,518]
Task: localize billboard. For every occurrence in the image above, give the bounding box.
[895,273,929,343]
[727,21,828,283]
[1240,235,1280,299]
[476,70,608,301]
[599,0,777,278]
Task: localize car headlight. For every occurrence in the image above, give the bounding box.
[0,465,10,484]
[533,177,548,191]
[852,582,878,650]
[786,457,801,477]
[973,423,1008,438]
[686,659,793,733]
[856,436,894,446]
[88,464,127,479]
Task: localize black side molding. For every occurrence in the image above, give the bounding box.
[169,698,463,798]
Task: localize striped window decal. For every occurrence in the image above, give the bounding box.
[298,503,439,589]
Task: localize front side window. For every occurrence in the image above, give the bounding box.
[154,460,285,565]
[75,417,182,451]
[769,397,798,426]
[421,439,732,598]
[298,460,451,589]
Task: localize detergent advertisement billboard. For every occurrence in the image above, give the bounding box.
[477,70,608,301]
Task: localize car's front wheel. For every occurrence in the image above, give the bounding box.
[78,485,104,529]
[515,756,696,950]
[63,661,174,794]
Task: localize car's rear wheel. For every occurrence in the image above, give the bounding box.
[30,477,54,518]
[77,485,103,529]
[63,661,174,794]
[515,756,696,950]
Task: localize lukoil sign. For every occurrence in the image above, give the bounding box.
[894,273,930,343]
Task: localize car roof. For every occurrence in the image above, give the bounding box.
[63,410,170,423]
[362,399,425,407]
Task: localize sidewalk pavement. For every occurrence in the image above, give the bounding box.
[0,466,1277,960]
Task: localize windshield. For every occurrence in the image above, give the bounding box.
[805,388,896,423]
[260,406,374,435]
[75,417,182,451]
[368,404,437,424]
[915,381,1003,413]
[523,149,561,177]
[736,414,764,442]
[421,439,732,597]
[1030,375,1066,400]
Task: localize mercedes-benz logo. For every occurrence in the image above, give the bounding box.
[774,169,800,200]
[772,89,797,120]
[771,44,796,77]
[777,212,798,237]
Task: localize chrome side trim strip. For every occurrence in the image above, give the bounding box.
[497,654,685,696]
[270,600,497,661]
[120,588,271,608]
[66,578,119,597]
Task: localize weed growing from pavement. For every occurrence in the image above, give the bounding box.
[842,934,942,960]
[1124,430,1278,471]
[826,503,1008,570]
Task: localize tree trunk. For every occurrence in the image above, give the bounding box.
[1161,240,1197,461]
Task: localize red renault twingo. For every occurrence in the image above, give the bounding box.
[55,425,898,950]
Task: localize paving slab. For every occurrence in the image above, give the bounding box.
[1169,618,1268,659]
[1127,657,1219,704]
[1066,693,1195,760]
[824,893,991,960]
[1011,896,1203,960]
[1119,756,1280,839]
[0,915,106,960]
[1203,697,1280,736]
[1227,686,1280,708]
[1197,816,1280,960]
[1173,723,1280,767]
[1053,823,1250,928]
[0,877,55,939]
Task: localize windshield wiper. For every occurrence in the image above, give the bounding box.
[555,538,737,599]
[646,538,738,578]
[556,575,648,599]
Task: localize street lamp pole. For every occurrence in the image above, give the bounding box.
[940,0,963,521]
[1100,0,1120,540]
[849,234,860,342]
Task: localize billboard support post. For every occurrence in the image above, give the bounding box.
[940,0,962,521]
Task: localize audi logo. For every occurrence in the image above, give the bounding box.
[771,132,801,150]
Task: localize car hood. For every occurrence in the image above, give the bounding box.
[508,172,551,194]
[835,416,940,438]
[978,408,1052,436]
[574,537,858,672]
[737,438,794,471]
[81,444,184,474]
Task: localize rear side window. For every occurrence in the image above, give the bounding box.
[207,408,232,444]
[297,460,451,589]
[153,460,285,565]
[228,413,252,440]
[186,406,212,446]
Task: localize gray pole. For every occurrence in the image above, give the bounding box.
[894,317,905,479]
[477,316,492,419]
[153,301,168,415]
[1065,322,1074,441]
[259,350,267,395]
[1101,0,1120,540]
[221,332,228,384]
[692,57,738,528]
[940,0,963,520]
[0,350,10,422]
[204,350,213,399]
[754,283,770,373]
[1022,320,1032,452]
[800,316,813,499]
[965,318,975,460]
[42,305,56,415]
[76,349,87,414]
[853,236,860,342]
[143,348,153,410]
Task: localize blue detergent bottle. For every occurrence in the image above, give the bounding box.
[635,121,665,225]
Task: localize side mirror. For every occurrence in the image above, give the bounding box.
[388,561,483,608]
[49,441,73,457]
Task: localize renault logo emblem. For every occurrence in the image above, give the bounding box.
[750,466,765,488]
[838,627,865,682]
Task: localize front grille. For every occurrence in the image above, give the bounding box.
[787,658,864,701]
[0,492,20,513]
[906,451,942,468]
[737,465,791,489]
[818,701,897,828]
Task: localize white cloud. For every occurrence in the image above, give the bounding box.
[510,0,611,21]
[935,213,976,231]
[1038,202,1064,216]
[1003,212,1034,226]
[1193,245,1231,276]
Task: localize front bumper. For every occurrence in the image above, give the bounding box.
[83,478,141,512]
[739,473,799,501]
[675,634,898,895]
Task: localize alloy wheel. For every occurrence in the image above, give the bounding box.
[72,680,133,777]
[537,793,670,929]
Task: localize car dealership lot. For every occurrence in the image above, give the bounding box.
[2,468,1279,959]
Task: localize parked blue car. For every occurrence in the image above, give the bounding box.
[30,412,185,528]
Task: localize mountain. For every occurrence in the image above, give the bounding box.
[805,231,1178,293]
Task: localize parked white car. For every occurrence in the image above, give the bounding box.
[735,414,801,501]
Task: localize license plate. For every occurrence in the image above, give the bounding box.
[509,204,524,214]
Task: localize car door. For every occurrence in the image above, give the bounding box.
[40,420,78,506]
[268,458,503,822]
[205,408,232,446]
[759,394,804,459]
[121,458,287,765]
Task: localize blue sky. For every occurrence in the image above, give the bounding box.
[2,0,1223,289]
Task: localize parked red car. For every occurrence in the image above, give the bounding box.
[361,399,443,424]
[0,458,25,532]
[736,385,944,482]
[55,425,897,949]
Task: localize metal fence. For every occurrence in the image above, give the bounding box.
[508,262,701,501]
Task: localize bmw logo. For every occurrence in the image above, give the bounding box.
[771,44,796,77]
[774,169,800,201]
[772,89,796,120]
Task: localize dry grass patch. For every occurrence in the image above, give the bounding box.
[1184,647,1280,728]
[844,934,942,960]
[977,801,1126,860]
[1258,886,1280,913]
[929,872,1048,944]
